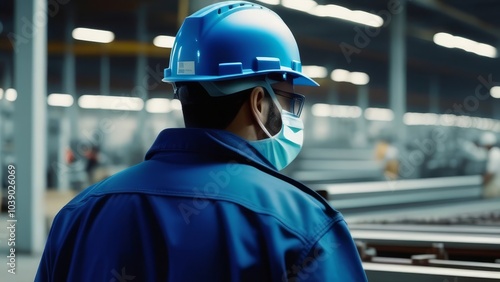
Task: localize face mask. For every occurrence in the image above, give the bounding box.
[249,110,304,171]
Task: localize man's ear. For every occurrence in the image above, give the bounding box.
[249,86,268,122]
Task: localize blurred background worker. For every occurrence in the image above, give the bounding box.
[36,1,367,281]
[373,128,399,180]
[479,132,500,198]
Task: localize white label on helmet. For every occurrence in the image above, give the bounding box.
[177,61,195,75]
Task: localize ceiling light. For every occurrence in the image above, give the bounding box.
[309,4,383,27]
[169,99,182,111]
[255,0,279,5]
[146,98,171,113]
[282,0,317,11]
[153,35,176,49]
[350,72,370,85]
[331,105,362,118]
[403,112,439,125]
[78,95,143,111]
[491,86,500,98]
[311,103,332,117]
[5,88,17,102]
[72,27,115,43]
[48,93,74,107]
[331,69,350,82]
[364,108,393,121]
[433,32,497,58]
[302,65,328,78]
[331,69,369,85]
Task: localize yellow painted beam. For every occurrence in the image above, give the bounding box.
[0,39,171,57]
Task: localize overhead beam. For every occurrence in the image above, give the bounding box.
[53,41,169,57]
[411,0,500,39]
[0,39,170,57]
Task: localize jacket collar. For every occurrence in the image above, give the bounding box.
[145,128,275,169]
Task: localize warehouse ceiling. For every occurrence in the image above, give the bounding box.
[0,0,499,116]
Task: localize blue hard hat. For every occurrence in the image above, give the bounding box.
[163,1,318,87]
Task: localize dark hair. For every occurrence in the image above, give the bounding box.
[176,82,251,129]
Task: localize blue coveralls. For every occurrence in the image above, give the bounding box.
[36,128,367,281]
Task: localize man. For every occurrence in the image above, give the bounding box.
[36,1,367,281]
[479,132,500,198]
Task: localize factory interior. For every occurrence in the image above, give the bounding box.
[1,0,500,281]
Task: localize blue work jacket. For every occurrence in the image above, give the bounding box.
[36,128,367,282]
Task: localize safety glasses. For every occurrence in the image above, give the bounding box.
[272,89,305,117]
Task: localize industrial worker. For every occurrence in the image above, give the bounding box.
[36,1,367,281]
[479,132,500,198]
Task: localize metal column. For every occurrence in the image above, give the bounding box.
[494,101,500,120]
[357,84,369,146]
[0,61,10,195]
[58,8,77,191]
[100,54,110,96]
[389,0,407,143]
[429,76,440,114]
[13,0,47,253]
[64,8,77,138]
[133,4,148,158]
[129,4,151,163]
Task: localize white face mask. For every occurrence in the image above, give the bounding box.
[249,110,304,170]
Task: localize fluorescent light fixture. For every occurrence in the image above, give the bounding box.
[302,65,327,78]
[403,112,439,125]
[0,88,3,100]
[364,107,393,121]
[439,113,456,126]
[475,117,495,131]
[146,98,171,113]
[331,69,350,82]
[72,27,115,43]
[309,4,383,27]
[153,35,176,49]
[456,115,472,128]
[78,95,143,111]
[331,105,362,118]
[282,0,317,11]
[433,32,497,58]
[256,0,279,5]
[350,72,370,85]
[491,86,500,98]
[311,103,332,117]
[331,69,369,85]
[403,112,500,131]
[311,103,361,118]
[5,88,17,102]
[170,99,182,111]
[48,93,74,107]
